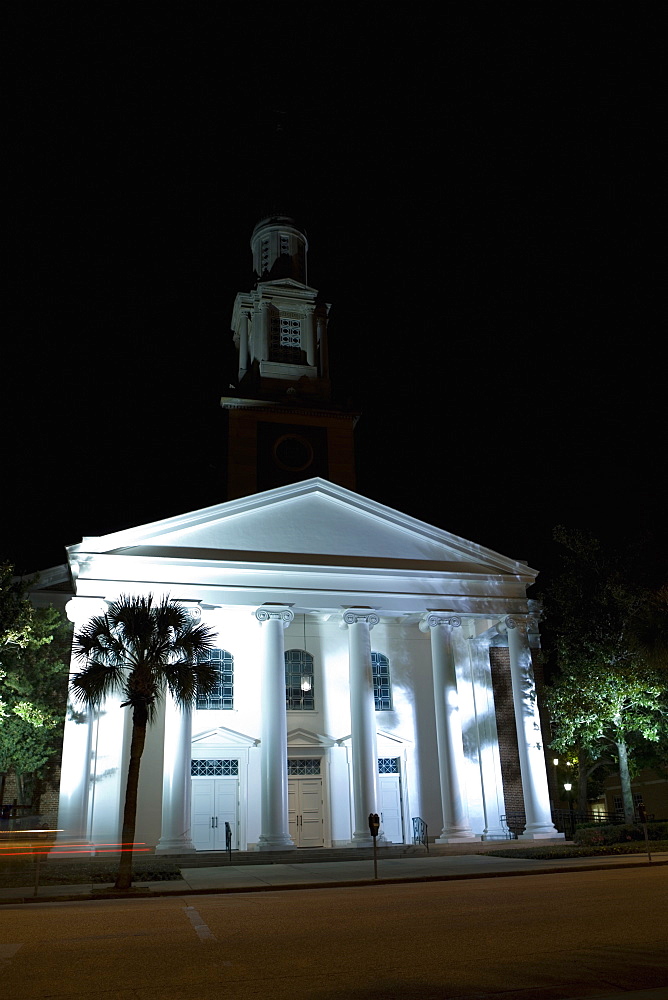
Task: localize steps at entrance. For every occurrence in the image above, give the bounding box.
[178,843,430,867]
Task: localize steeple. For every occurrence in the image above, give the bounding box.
[228,214,331,400]
[221,216,358,498]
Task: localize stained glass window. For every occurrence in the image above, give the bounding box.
[196,649,234,710]
[285,649,315,710]
[372,652,392,711]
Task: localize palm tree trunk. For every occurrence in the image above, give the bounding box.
[115,708,147,891]
[616,738,635,825]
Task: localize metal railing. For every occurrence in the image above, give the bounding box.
[412,816,429,851]
[501,808,642,841]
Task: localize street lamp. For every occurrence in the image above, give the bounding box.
[563,782,574,837]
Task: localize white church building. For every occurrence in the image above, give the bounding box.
[49,216,562,852]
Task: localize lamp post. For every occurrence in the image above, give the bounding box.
[564,782,575,838]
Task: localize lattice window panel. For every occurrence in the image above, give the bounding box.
[285,649,315,710]
[270,316,302,362]
[191,759,239,777]
[378,758,399,774]
[196,649,234,710]
[280,234,290,255]
[288,758,321,775]
[372,651,392,711]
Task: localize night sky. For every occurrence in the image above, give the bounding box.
[5,9,665,585]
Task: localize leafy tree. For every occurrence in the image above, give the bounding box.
[71,594,218,891]
[1,562,35,648]
[542,528,668,823]
[0,569,71,808]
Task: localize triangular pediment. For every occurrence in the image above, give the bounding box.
[257,277,318,295]
[192,726,259,748]
[68,478,534,578]
[287,728,335,748]
[337,730,412,749]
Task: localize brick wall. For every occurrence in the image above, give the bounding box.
[489,646,554,821]
[489,647,524,817]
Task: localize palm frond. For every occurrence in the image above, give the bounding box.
[70,661,127,707]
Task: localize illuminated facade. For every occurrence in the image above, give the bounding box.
[56,480,562,851]
[53,217,562,851]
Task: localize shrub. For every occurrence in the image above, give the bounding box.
[574,821,668,845]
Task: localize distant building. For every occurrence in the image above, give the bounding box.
[40,217,563,850]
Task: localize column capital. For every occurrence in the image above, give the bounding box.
[255,606,294,627]
[419,613,462,633]
[65,597,109,624]
[499,614,537,635]
[342,609,380,628]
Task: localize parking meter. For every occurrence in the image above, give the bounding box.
[368,813,380,838]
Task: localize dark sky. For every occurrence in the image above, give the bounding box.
[5,8,665,584]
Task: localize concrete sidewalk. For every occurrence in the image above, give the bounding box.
[1,848,665,903]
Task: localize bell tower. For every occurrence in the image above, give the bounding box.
[221,215,358,498]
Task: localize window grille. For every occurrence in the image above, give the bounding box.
[280,234,290,255]
[270,316,302,362]
[372,652,392,711]
[196,649,234,710]
[191,759,239,777]
[285,649,315,710]
[378,758,399,774]
[288,758,321,775]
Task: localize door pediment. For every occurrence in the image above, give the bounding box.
[287,728,336,748]
[192,726,260,748]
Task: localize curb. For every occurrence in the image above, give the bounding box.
[2,856,665,905]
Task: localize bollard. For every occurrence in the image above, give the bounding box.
[368,813,380,880]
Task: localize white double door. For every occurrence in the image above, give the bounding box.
[288,778,325,848]
[191,778,239,851]
[378,772,404,844]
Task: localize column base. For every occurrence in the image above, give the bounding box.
[256,834,295,851]
[155,837,196,854]
[519,830,565,840]
[436,834,482,844]
[352,830,376,848]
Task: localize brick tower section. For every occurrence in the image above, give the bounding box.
[489,646,554,830]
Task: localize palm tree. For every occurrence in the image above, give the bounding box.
[70,594,218,890]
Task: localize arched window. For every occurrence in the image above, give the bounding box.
[285,649,315,710]
[371,652,392,711]
[196,649,234,710]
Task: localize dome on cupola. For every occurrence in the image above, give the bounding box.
[251,215,308,284]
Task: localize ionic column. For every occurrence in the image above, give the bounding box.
[54,597,109,852]
[504,616,563,839]
[421,614,479,842]
[155,694,196,853]
[258,302,270,361]
[305,309,316,366]
[317,315,329,378]
[255,606,295,850]
[343,609,379,846]
[238,310,250,375]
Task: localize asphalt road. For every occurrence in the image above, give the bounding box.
[1,867,667,999]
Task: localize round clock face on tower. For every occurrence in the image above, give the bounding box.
[272,433,315,473]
